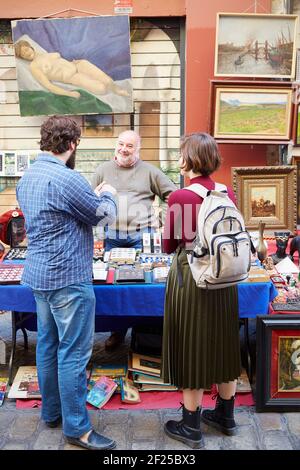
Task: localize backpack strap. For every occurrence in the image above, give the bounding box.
[184,182,227,199]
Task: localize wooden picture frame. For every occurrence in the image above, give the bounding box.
[210,81,294,142]
[256,315,300,412]
[292,155,300,225]
[214,13,298,79]
[232,166,297,234]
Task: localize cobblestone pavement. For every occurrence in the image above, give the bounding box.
[0,311,299,451]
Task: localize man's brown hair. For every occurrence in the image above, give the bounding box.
[39,115,81,154]
[180,133,221,176]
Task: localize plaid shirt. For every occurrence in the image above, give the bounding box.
[16,153,117,290]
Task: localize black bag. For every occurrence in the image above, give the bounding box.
[130,324,162,357]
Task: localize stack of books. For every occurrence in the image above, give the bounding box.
[128,352,178,392]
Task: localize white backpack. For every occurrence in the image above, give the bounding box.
[184,183,251,289]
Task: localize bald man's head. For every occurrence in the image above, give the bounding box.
[114,130,141,168]
[118,130,141,151]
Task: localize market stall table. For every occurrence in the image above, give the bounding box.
[0,281,277,384]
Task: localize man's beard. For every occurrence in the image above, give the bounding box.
[66,149,76,169]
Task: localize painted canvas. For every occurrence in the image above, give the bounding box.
[214,87,292,140]
[250,186,276,218]
[11,16,133,116]
[215,13,298,79]
[278,337,300,392]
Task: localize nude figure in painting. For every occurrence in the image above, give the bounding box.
[15,40,129,99]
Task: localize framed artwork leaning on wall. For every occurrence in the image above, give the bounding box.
[256,315,300,412]
[232,166,297,234]
[214,13,298,79]
[291,156,300,225]
[210,81,294,142]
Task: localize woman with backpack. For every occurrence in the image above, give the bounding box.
[161,133,242,449]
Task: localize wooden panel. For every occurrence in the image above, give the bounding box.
[0,113,180,127]
[1,90,180,106]
[0,68,16,79]
[133,89,180,102]
[0,56,15,67]
[131,53,180,66]
[131,41,179,53]
[132,65,180,78]
[0,137,180,150]
[135,101,180,113]
[0,187,18,213]
[0,103,20,115]
[132,28,180,41]
[133,77,180,89]
[0,44,14,55]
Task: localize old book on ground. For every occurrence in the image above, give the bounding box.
[128,352,161,377]
[88,364,127,392]
[86,376,118,408]
[120,378,141,404]
[8,366,41,399]
[136,382,178,392]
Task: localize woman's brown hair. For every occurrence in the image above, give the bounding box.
[180,133,221,176]
[39,115,81,154]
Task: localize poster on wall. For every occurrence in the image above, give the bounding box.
[11,16,133,116]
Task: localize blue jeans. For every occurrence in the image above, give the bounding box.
[104,227,152,251]
[33,282,95,438]
[105,228,152,337]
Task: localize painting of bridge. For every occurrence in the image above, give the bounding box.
[215,13,298,79]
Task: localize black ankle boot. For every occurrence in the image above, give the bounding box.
[201,394,236,436]
[164,405,204,449]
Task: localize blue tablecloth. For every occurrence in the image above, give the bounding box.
[0,281,277,328]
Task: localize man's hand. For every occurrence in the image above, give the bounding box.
[94,181,117,197]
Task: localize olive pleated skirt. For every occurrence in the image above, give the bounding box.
[161,248,242,390]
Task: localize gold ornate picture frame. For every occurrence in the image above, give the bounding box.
[232,166,297,234]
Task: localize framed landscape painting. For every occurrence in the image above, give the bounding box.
[212,83,293,141]
[256,315,300,412]
[232,166,297,234]
[215,13,298,79]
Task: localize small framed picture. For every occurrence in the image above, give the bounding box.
[4,152,16,177]
[16,152,30,176]
[256,315,300,412]
[83,114,114,137]
[0,152,4,176]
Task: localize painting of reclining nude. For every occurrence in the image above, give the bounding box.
[250,186,276,218]
[215,13,298,79]
[11,16,133,116]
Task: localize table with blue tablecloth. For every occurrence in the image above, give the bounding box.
[0,281,277,383]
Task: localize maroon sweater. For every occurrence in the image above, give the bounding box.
[162,175,236,254]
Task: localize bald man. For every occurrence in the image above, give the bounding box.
[92,130,177,350]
